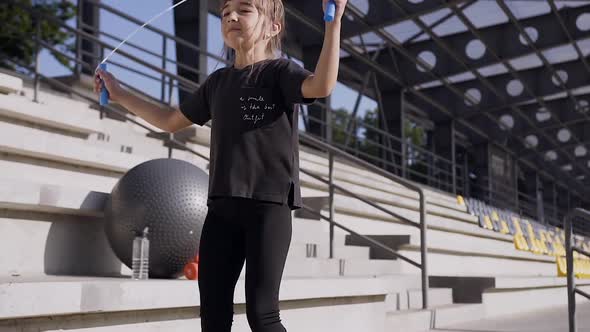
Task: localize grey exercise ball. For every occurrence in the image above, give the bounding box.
[104,158,209,278]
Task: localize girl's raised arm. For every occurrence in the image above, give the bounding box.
[301,0,347,99]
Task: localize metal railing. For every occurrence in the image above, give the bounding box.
[299,133,429,308]
[302,106,461,195]
[564,208,590,332]
[3,0,431,309]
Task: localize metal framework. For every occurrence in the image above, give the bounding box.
[277,0,590,218]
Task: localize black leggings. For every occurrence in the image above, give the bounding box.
[198,197,292,332]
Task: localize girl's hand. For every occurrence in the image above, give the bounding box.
[94,68,125,103]
[322,0,347,22]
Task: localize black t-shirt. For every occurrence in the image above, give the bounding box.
[179,58,315,210]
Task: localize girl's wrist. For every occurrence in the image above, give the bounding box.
[325,19,342,29]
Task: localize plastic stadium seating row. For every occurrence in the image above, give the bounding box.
[557,256,590,279]
[460,196,590,279]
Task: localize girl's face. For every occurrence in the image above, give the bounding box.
[221,0,266,52]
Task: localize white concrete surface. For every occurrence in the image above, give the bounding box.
[0,94,99,135]
[397,250,556,277]
[436,302,590,332]
[0,72,23,94]
[0,274,413,320]
[481,284,590,318]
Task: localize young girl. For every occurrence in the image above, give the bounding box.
[95,0,347,330]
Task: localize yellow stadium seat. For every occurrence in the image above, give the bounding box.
[512,217,524,235]
[524,223,545,255]
[491,211,500,221]
[514,233,529,251]
[557,256,567,277]
[500,220,510,234]
[575,259,590,279]
[539,232,555,256]
[457,195,465,206]
[483,215,494,230]
[557,256,590,279]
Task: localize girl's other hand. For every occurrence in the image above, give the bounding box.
[94,68,125,103]
[322,0,347,22]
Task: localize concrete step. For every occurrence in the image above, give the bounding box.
[0,121,144,173]
[0,94,98,136]
[288,243,370,260]
[343,259,402,277]
[298,145,462,210]
[427,275,590,304]
[282,258,402,279]
[333,245,371,259]
[342,228,550,264]
[0,158,121,193]
[299,168,473,224]
[327,206,513,247]
[397,249,556,277]
[493,276,590,289]
[0,92,204,162]
[0,272,428,331]
[399,229,555,262]
[0,274,406,320]
[0,71,24,94]
[385,303,486,332]
[481,284,590,318]
[407,288,453,310]
[386,288,454,312]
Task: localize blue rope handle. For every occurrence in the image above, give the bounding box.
[325,0,336,22]
[98,63,110,106]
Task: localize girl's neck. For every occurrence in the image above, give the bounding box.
[233,48,273,69]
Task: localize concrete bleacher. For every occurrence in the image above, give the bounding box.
[2,71,590,332]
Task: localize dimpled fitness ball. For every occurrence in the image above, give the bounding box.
[104,158,208,279]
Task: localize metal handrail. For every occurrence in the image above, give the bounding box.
[303,111,459,188]
[300,168,420,228]
[9,1,200,92]
[79,21,204,78]
[1,54,209,163]
[82,0,229,65]
[299,133,429,309]
[304,110,456,167]
[564,208,590,332]
[304,114,459,193]
[3,1,431,309]
[300,205,421,268]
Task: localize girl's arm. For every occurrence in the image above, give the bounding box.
[301,0,347,99]
[95,69,193,133]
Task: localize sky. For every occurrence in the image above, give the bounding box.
[39,0,378,121]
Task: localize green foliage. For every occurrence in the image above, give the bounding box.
[405,120,425,148]
[0,0,77,71]
[326,107,428,171]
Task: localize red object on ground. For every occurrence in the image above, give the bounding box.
[184,262,199,280]
[195,254,199,264]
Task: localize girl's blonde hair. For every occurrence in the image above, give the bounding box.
[219,0,286,59]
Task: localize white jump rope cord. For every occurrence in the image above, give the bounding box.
[99,0,188,65]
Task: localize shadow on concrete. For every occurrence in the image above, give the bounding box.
[43,191,125,277]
